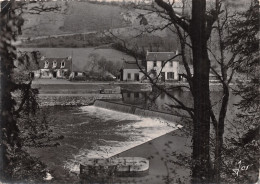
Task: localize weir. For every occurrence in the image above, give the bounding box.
[94,100,186,123]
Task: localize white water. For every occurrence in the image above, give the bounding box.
[64,106,182,173]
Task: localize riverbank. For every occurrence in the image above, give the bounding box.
[32,79,236,94]
[32,79,153,94]
[30,79,153,106]
[30,79,237,106]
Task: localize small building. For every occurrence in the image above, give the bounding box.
[178,64,194,82]
[38,56,72,79]
[120,62,145,81]
[146,51,180,82]
[178,64,224,83]
[69,71,86,81]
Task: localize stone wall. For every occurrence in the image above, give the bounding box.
[32,83,152,94]
[37,94,122,106]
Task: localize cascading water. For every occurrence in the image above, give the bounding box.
[94,100,134,114]
[63,104,182,174]
[94,100,183,122]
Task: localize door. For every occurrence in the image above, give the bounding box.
[53,71,57,78]
[30,72,34,79]
[134,73,140,81]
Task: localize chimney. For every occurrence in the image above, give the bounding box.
[176,50,179,55]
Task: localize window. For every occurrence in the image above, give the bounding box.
[53,60,57,68]
[162,61,165,66]
[127,93,131,98]
[167,72,174,79]
[44,61,49,69]
[153,61,157,67]
[170,61,173,67]
[61,61,65,68]
[134,92,140,98]
[127,73,131,80]
[134,73,139,81]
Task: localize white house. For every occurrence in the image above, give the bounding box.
[37,56,72,79]
[121,62,145,81]
[146,51,180,81]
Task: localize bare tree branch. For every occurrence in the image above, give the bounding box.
[155,0,190,33]
[108,31,195,116]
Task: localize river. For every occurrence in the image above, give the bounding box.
[28,90,240,181]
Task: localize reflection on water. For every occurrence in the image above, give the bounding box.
[120,90,240,121]
[121,90,193,114]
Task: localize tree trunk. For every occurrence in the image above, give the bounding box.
[190,0,212,183]
[1,50,21,179]
[214,83,229,182]
[0,3,21,179]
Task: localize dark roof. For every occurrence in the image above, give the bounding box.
[39,57,71,70]
[123,62,145,70]
[146,52,181,61]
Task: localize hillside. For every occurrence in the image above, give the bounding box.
[21,1,130,37]
[20,1,180,39]
[20,1,180,52]
[21,0,250,38]
[19,1,250,55]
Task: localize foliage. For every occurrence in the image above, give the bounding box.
[221,1,260,183]
[18,109,64,148]
[112,42,146,61]
[226,0,259,71]
[5,149,47,182]
[22,33,115,48]
[0,1,62,182]
[12,50,41,83]
[88,53,121,77]
[228,0,259,129]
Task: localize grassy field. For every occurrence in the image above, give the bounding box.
[20,1,250,51]
[21,1,174,38]
[20,32,179,52]
[21,1,66,37]
[61,2,129,33]
[21,1,129,37]
[20,1,180,51]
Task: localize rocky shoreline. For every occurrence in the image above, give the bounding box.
[37,94,122,106]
